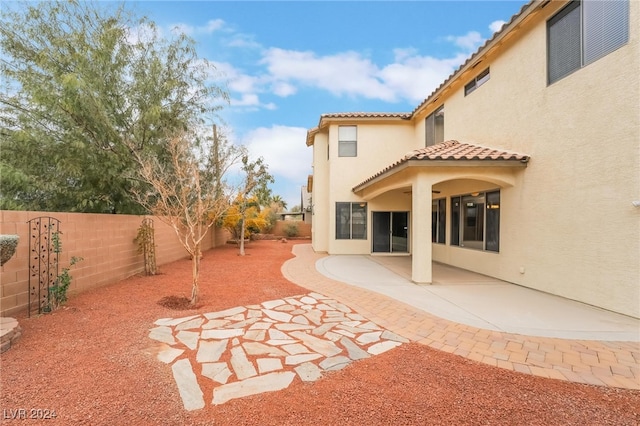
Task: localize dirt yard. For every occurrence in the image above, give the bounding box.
[1,241,638,425]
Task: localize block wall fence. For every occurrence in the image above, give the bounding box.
[0,210,231,317]
[271,221,311,239]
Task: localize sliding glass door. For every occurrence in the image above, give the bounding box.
[372,212,409,253]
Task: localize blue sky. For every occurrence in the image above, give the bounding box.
[132,0,524,209]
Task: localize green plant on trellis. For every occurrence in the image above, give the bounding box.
[48,231,83,310]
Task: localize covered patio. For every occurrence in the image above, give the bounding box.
[352,140,530,284]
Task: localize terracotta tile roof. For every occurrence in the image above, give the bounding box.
[320,112,411,120]
[405,140,529,162]
[352,140,529,191]
[306,126,319,146]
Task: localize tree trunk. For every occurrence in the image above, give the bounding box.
[190,245,201,306]
[239,217,246,256]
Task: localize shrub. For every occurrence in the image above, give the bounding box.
[283,222,299,238]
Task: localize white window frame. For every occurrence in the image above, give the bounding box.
[338,126,357,157]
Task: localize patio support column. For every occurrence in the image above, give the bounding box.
[411,173,432,283]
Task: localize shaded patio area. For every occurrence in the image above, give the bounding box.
[315,255,640,341]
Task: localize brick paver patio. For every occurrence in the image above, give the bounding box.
[282,244,640,390]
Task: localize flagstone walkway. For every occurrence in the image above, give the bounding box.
[149,292,408,410]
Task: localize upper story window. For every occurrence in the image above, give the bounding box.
[548,0,629,85]
[425,105,444,147]
[338,125,357,157]
[464,67,490,96]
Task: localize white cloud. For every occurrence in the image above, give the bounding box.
[271,82,297,97]
[231,93,260,107]
[168,19,226,36]
[203,19,225,34]
[242,125,311,182]
[446,31,484,52]
[182,23,498,110]
[261,48,398,101]
[380,52,470,103]
[226,34,262,49]
[259,47,472,104]
[489,20,507,34]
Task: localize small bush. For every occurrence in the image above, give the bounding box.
[0,234,19,266]
[283,222,299,238]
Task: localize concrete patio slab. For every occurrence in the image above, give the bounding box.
[315,254,640,341]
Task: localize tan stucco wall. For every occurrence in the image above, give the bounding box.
[311,133,330,252]
[309,1,640,317]
[326,122,415,254]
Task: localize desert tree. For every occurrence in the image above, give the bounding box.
[0,0,226,213]
[130,127,242,305]
[232,156,274,256]
[270,195,288,212]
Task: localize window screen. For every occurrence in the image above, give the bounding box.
[583,0,630,65]
[548,1,581,84]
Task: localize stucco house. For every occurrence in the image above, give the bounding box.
[305,0,639,319]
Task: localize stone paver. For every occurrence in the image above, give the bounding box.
[149,292,408,410]
[172,359,205,411]
[281,244,640,390]
[212,371,296,405]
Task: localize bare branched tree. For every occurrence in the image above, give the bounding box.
[130,127,242,305]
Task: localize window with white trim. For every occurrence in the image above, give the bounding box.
[338,126,357,157]
[548,0,629,85]
[464,68,490,96]
[336,202,367,239]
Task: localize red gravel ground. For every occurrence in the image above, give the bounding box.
[1,241,638,425]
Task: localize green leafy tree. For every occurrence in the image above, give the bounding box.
[270,195,288,212]
[0,0,226,213]
[234,156,274,256]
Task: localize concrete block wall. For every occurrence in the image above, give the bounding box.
[271,220,311,238]
[0,211,229,317]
